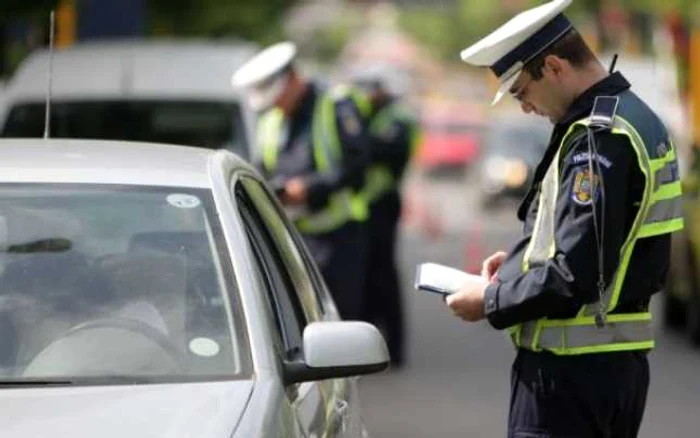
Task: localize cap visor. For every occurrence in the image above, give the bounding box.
[491,71,521,106]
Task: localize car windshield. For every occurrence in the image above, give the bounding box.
[1,100,247,156]
[0,184,250,383]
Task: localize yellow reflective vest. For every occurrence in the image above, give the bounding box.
[257,88,368,234]
[361,101,421,204]
[510,94,684,355]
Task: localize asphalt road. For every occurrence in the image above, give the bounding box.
[359,171,700,438]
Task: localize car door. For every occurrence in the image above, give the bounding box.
[269,190,367,438]
[233,175,359,438]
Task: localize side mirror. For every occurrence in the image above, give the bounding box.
[283,321,389,385]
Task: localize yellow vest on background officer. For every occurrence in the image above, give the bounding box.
[232,42,370,321]
[351,65,420,368]
[437,0,684,436]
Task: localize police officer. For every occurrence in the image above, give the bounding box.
[442,0,684,436]
[352,66,419,367]
[232,42,370,320]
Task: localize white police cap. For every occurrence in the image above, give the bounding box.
[460,0,573,105]
[350,64,402,93]
[231,41,297,88]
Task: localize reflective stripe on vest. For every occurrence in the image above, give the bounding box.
[509,313,654,355]
[364,165,395,204]
[364,105,398,203]
[362,102,420,203]
[258,92,368,234]
[612,117,684,238]
[511,114,683,355]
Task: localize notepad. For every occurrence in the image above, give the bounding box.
[414,262,475,296]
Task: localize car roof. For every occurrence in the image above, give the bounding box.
[5,40,258,101]
[0,138,250,188]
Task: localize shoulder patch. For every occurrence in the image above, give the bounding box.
[571,152,612,168]
[571,167,599,206]
[656,142,668,157]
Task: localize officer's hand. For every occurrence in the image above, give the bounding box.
[481,251,508,282]
[283,178,308,205]
[445,276,489,322]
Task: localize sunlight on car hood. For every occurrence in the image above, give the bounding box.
[0,380,254,438]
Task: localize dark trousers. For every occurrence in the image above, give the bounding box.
[303,221,367,321]
[509,348,649,438]
[363,191,404,365]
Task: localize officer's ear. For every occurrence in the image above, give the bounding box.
[541,55,567,81]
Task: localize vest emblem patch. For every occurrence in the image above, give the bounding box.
[572,167,599,205]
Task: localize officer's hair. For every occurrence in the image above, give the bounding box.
[523,30,597,80]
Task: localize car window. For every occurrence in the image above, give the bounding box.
[0,184,251,383]
[238,177,325,322]
[287,230,336,317]
[1,100,248,156]
[235,183,305,358]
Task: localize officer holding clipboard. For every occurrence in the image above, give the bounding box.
[418,0,685,436]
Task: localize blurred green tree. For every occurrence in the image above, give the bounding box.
[148,0,298,44]
[397,0,697,63]
[399,7,463,62]
[0,0,56,77]
[0,0,55,17]
[0,0,299,77]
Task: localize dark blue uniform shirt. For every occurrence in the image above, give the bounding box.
[261,82,368,211]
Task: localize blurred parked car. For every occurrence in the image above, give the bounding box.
[0,40,257,160]
[606,55,699,345]
[665,154,700,344]
[477,116,550,208]
[0,138,389,438]
[416,100,485,173]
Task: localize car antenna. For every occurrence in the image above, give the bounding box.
[43,10,56,140]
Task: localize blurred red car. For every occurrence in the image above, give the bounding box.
[415,101,485,171]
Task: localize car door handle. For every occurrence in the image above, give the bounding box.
[335,399,348,417]
[329,399,349,434]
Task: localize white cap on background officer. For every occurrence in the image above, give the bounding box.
[231,41,297,112]
[232,40,373,323]
[349,63,410,99]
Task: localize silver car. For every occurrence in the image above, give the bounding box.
[0,139,389,437]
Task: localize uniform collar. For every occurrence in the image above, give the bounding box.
[555,71,630,129]
[516,71,631,221]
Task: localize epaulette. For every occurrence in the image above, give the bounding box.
[589,96,619,130]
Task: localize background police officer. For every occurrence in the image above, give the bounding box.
[352,66,419,367]
[441,0,684,436]
[232,42,370,321]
